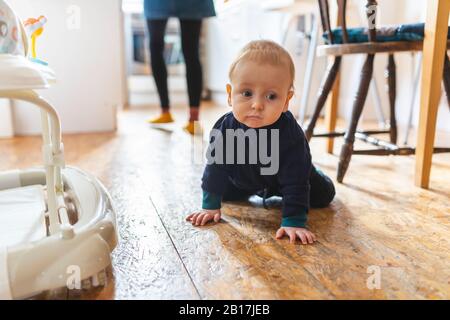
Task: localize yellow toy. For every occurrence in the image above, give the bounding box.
[24,15,47,65]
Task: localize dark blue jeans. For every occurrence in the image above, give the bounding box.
[222,165,336,209]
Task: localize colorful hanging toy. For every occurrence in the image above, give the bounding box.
[24,15,48,65]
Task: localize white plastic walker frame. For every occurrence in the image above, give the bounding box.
[0,22,117,300]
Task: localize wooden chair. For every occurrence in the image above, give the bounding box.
[304,0,450,183]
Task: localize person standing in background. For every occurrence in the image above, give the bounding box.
[144,0,216,135]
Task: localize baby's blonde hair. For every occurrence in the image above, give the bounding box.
[228,40,295,89]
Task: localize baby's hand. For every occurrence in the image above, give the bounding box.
[186,209,221,226]
[276,227,317,245]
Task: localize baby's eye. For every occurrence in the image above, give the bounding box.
[242,90,252,97]
[266,93,277,100]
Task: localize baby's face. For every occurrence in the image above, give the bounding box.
[227,60,293,128]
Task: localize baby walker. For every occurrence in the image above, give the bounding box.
[0,1,117,299]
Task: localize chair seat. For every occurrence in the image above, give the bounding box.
[323,23,450,44]
[317,40,450,57]
[0,54,56,91]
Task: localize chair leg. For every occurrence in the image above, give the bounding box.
[305,57,342,141]
[386,54,397,144]
[337,54,375,183]
[442,53,450,108]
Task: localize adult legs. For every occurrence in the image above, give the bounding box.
[147,19,170,112]
[180,19,203,124]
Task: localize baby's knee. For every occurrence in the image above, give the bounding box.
[310,176,336,208]
[323,179,336,206]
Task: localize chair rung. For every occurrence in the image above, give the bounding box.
[353,149,413,156]
[313,132,345,138]
[353,147,450,156]
[312,129,390,138]
[355,132,397,150]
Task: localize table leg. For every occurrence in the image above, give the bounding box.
[415,0,450,188]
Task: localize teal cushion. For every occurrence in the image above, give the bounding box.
[323,23,450,44]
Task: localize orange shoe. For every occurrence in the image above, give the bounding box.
[183,121,203,136]
[147,112,174,124]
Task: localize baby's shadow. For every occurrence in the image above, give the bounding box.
[220,202,275,235]
[222,195,339,236]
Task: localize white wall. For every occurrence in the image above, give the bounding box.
[0,99,14,138]
[11,0,127,135]
[206,0,298,91]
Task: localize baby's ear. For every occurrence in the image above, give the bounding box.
[226,84,232,107]
[283,90,294,111]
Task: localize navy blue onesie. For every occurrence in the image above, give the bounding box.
[201,111,335,228]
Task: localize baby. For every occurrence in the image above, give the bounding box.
[186,40,335,245]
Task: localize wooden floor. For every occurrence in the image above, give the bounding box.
[1,104,449,299]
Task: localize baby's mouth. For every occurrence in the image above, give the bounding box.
[246,115,262,120]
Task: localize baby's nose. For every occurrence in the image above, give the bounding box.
[252,101,264,110]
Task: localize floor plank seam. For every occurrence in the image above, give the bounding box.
[147,195,203,299]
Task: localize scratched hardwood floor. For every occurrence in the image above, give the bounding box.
[0,103,449,299]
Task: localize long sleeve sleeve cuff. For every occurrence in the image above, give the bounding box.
[281,215,307,228]
[281,209,308,228]
[202,190,222,210]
